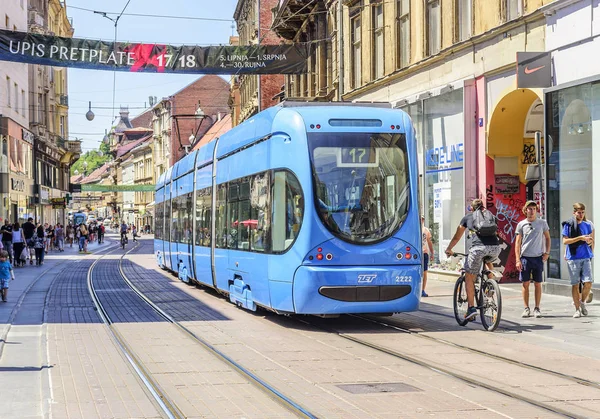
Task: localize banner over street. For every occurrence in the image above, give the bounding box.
[0,29,309,74]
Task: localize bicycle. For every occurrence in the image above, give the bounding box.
[120,233,128,250]
[451,252,502,331]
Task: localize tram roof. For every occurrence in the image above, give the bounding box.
[215,102,402,159]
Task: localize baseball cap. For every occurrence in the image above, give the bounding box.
[522,200,538,214]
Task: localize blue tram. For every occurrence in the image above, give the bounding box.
[155,102,422,315]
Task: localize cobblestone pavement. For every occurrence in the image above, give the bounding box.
[1,235,599,418]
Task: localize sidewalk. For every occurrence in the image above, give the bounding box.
[420,276,599,358]
[0,237,111,419]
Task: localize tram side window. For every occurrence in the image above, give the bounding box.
[195,187,212,247]
[171,197,179,243]
[236,178,251,251]
[215,184,227,248]
[165,197,172,242]
[250,171,270,252]
[155,201,162,240]
[182,192,193,244]
[227,183,239,249]
[271,170,304,252]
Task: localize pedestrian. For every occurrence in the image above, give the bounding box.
[98,223,105,244]
[562,202,594,318]
[132,225,138,242]
[514,200,551,318]
[445,199,501,321]
[78,223,89,253]
[22,217,36,265]
[55,224,64,252]
[11,222,26,268]
[0,250,14,302]
[1,219,14,264]
[421,215,433,297]
[66,224,74,247]
[33,225,46,265]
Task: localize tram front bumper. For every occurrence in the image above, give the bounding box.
[293,265,421,314]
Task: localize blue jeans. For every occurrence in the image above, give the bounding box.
[79,236,86,251]
[566,258,594,285]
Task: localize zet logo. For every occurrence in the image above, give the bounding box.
[357,274,377,283]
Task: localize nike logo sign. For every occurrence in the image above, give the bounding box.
[524,65,545,74]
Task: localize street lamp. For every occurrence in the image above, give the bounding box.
[83,160,88,176]
[86,101,95,121]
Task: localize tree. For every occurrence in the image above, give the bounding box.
[71,150,111,176]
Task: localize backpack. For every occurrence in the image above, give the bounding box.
[79,224,88,236]
[472,209,498,237]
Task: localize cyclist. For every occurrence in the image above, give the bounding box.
[120,221,129,244]
[445,199,501,321]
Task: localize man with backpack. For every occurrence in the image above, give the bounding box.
[445,199,501,321]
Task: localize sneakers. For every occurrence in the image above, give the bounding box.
[533,307,542,318]
[464,306,478,321]
[573,308,582,318]
[522,307,531,318]
[580,302,588,316]
[421,290,429,297]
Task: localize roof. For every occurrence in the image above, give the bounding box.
[192,114,232,151]
[116,134,152,158]
[130,109,153,129]
[79,163,110,184]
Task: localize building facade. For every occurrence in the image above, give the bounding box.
[28,0,80,225]
[233,0,285,125]
[0,0,32,224]
[541,0,600,287]
[273,0,557,282]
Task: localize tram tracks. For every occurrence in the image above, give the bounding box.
[295,314,598,419]
[88,242,318,419]
[356,313,600,390]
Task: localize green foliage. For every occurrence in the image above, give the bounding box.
[99,139,111,156]
[70,149,111,176]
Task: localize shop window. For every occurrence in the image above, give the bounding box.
[422,89,465,265]
[545,82,595,280]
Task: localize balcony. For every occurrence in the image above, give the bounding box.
[67,140,82,154]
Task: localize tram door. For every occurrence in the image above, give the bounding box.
[164,182,173,271]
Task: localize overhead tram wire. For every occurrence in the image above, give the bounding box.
[68,5,236,23]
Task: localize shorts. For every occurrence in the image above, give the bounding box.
[423,253,430,271]
[0,277,9,289]
[463,245,501,275]
[519,256,543,283]
[566,258,594,286]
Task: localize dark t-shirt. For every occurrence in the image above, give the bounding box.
[22,222,35,239]
[1,225,13,242]
[460,212,499,247]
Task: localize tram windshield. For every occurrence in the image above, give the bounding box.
[308,132,410,244]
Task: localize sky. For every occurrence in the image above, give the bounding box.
[66,0,239,153]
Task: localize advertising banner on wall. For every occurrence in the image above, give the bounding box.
[0,29,309,75]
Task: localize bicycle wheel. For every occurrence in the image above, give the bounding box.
[453,275,469,326]
[479,279,502,331]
